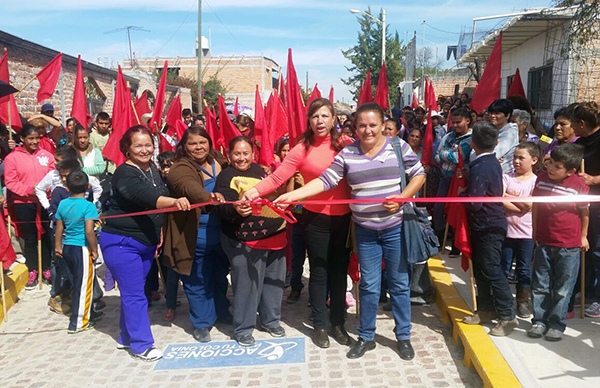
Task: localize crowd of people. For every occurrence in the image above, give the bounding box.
[1,93,599,362]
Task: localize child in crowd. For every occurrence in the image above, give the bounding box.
[501,142,540,319]
[528,143,589,341]
[461,121,517,337]
[434,107,473,247]
[54,170,101,333]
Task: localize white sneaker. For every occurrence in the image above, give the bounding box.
[584,302,600,318]
[132,346,162,361]
[15,254,26,264]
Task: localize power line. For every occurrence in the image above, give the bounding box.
[152,1,196,56]
[203,0,249,53]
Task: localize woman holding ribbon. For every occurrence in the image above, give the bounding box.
[99,125,190,361]
[216,136,288,347]
[243,98,353,349]
[275,102,425,361]
[162,126,232,343]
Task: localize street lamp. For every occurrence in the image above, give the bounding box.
[350,8,386,66]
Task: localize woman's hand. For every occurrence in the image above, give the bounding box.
[210,192,225,204]
[173,197,191,211]
[273,192,295,210]
[383,195,403,213]
[242,187,260,201]
[293,172,304,186]
[578,172,598,186]
[8,140,15,150]
[233,202,252,217]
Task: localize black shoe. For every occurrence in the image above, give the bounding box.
[90,310,104,322]
[94,300,107,311]
[217,314,234,325]
[449,246,461,257]
[193,328,211,343]
[236,334,255,347]
[397,339,415,360]
[331,325,352,345]
[346,337,376,359]
[287,289,301,304]
[261,325,286,338]
[313,329,330,348]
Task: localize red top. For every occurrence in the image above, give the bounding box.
[533,172,589,248]
[4,146,55,204]
[254,134,351,216]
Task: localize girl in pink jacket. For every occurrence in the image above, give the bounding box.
[4,124,55,289]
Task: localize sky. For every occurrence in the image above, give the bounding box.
[3,0,553,104]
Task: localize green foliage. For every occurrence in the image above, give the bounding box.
[341,7,406,105]
[202,74,227,109]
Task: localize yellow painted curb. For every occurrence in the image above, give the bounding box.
[428,256,522,388]
[0,263,28,326]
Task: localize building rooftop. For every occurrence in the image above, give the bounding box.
[459,7,576,64]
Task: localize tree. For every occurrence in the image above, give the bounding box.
[342,7,406,106]
[202,74,227,109]
[416,47,443,77]
[555,0,600,62]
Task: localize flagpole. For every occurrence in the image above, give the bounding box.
[0,264,7,322]
[131,100,140,124]
[468,259,478,312]
[14,74,38,97]
[441,222,449,253]
[37,239,42,290]
[197,0,203,113]
[59,68,66,126]
[581,159,586,319]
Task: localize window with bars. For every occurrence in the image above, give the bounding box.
[528,64,553,109]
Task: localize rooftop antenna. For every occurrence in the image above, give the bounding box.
[104,26,150,66]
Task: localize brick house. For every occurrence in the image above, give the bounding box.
[0,30,190,125]
[128,55,280,109]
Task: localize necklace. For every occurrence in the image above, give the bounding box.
[128,162,157,188]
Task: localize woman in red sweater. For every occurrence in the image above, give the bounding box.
[4,124,55,289]
[244,98,352,349]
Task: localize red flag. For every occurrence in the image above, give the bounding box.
[233,97,239,117]
[269,91,289,146]
[150,61,169,131]
[374,61,389,111]
[285,49,305,147]
[428,80,436,110]
[444,153,472,270]
[424,78,430,110]
[70,55,90,128]
[0,51,22,130]
[134,90,151,119]
[470,32,502,113]
[357,69,372,107]
[307,83,322,108]
[421,110,433,166]
[159,132,174,153]
[36,53,62,102]
[0,214,16,270]
[165,95,187,139]
[411,92,419,109]
[278,75,286,106]
[328,85,334,102]
[255,86,274,166]
[507,68,526,98]
[218,94,241,150]
[204,104,219,146]
[102,65,135,166]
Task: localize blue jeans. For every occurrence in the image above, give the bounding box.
[587,207,600,301]
[290,222,307,291]
[355,223,411,341]
[501,238,534,287]
[532,243,580,332]
[433,177,452,232]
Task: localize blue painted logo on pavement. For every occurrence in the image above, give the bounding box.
[155,337,306,370]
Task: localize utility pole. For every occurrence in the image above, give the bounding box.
[197,0,203,113]
[381,8,386,66]
[421,20,426,100]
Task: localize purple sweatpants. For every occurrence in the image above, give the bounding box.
[99,231,156,354]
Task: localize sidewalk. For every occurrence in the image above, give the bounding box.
[440,252,600,388]
[0,265,482,388]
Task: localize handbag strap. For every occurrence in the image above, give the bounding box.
[390,137,407,191]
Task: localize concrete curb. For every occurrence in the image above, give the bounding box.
[0,263,28,326]
[428,255,522,388]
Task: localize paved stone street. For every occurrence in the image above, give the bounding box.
[0,266,482,388]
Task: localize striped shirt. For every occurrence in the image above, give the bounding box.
[320,137,424,231]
